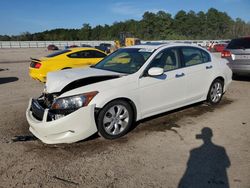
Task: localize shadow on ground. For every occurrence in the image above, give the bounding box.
[16,98,233,158]
[233,75,250,82]
[178,127,231,188]
[0,68,9,72]
[133,98,233,138]
[0,77,19,84]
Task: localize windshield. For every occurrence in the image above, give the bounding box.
[93,48,153,74]
[46,49,71,58]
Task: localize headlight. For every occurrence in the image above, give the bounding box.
[51,91,98,110]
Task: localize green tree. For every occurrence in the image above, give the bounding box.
[78,23,92,40]
[172,10,188,38]
[1,8,250,41]
[141,11,158,40]
[196,11,207,39]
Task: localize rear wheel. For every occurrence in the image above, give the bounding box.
[207,79,224,105]
[97,100,133,139]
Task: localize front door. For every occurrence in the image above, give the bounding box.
[138,48,187,118]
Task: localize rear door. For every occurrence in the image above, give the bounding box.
[180,47,214,102]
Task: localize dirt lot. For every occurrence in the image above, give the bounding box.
[0,48,250,188]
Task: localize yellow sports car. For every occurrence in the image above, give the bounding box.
[29,47,107,82]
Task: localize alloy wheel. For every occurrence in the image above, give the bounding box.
[103,105,130,135]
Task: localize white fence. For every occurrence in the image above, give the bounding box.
[0,40,229,49]
[0,41,114,49]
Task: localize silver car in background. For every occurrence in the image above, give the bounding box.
[222,37,250,76]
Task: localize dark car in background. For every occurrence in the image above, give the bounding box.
[95,43,112,53]
[81,44,92,47]
[47,44,59,51]
[221,37,250,76]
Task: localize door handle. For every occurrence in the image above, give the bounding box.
[175,73,185,78]
[206,65,213,69]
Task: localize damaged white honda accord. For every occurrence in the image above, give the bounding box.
[26,43,232,144]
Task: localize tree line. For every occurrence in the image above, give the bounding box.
[1,8,249,41]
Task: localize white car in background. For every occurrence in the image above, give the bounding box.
[26,43,232,144]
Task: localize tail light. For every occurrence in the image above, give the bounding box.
[221,50,231,58]
[30,62,42,69]
[34,62,41,68]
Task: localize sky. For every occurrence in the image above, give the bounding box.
[0,0,249,35]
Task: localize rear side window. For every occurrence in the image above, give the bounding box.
[46,50,71,58]
[227,38,250,49]
[181,47,211,67]
[92,50,107,58]
[201,50,211,63]
[68,50,106,58]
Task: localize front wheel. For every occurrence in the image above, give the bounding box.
[97,100,133,139]
[207,79,224,105]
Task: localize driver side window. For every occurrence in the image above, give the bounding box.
[149,48,181,72]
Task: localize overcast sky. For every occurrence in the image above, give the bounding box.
[0,0,249,35]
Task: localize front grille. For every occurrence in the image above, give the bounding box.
[44,93,54,108]
[31,99,45,121]
[31,99,53,121]
[32,93,71,122]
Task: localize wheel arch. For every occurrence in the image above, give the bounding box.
[206,76,225,104]
[213,76,225,92]
[206,76,225,94]
[205,75,226,101]
[96,97,138,122]
[214,76,225,83]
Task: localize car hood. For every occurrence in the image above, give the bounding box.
[46,67,123,93]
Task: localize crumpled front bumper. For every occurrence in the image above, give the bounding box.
[26,98,98,144]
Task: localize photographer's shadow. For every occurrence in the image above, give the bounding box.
[178,127,231,188]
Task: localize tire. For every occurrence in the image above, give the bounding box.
[97,100,133,139]
[207,79,224,105]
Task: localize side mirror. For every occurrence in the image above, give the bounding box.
[148,67,164,77]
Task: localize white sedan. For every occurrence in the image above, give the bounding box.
[26,43,232,144]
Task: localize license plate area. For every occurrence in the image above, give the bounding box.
[232,54,250,60]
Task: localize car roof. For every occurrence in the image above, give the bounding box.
[125,42,204,51]
[68,47,101,52]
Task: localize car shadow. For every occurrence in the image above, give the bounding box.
[131,98,233,133]
[178,127,231,188]
[0,68,9,72]
[0,77,19,84]
[233,75,250,82]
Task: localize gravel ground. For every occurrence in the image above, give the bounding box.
[0,48,249,188]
